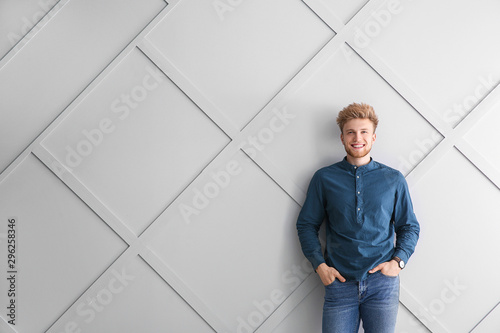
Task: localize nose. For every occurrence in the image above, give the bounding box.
[354,132,362,142]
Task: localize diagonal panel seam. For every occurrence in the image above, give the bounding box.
[254,273,320,333]
[345,44,450,136]
[43,243,142,333]
[406,83,500,186]
[139,249,230,333]
[301,0,346,32]
[400,283,449,333]
[455,142,500,191]
[0,0,68,65]
[0,315,17,333]
[137,39,242,141]
[0,1,169,178]
[32,147,137,245]
[469,301,500,332]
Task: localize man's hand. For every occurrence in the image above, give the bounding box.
[369,260,401,277]
[316,263,346,285]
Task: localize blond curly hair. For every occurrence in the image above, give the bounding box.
[336,103,379,133]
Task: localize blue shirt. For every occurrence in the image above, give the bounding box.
[296,157,420,281]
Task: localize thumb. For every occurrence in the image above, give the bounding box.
[336,273,347,283]
[369,263,383,274]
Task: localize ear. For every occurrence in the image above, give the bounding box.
[372,132,377,142]
[340,132,344,144]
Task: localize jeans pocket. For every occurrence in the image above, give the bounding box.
[325,279,337,287]
[380,271,399,278]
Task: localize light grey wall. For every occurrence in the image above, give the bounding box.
[1,0,499,332]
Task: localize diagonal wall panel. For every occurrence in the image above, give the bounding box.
[255,46,442,192]
[47,255,215,333]
[407,149,500,332]
[354,0,500,127]
[1,1,499,332]
[145,0,334,130]
[463,104,500,176]
[42,47,230,236]
[0,154,127,332]
[148,150,304,332]
[0,0,166,173]
[0,0,59,59]
[304,0,369,27]
[472,303,500,333]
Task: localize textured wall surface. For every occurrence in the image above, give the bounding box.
[1,1,499,332]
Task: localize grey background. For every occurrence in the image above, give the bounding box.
[1,0,499,332]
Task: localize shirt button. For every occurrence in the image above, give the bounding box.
[357,176,359,179]
[358,208,360,211]
[354,166,357,169]
[357,191,360,194]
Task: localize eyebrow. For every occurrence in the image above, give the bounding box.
[345,128,371,131]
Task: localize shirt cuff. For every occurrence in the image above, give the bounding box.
[310,257,326,272]
[393,249,409,264]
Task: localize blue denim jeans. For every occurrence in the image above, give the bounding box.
[322,271,400,333]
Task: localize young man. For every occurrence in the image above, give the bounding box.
[296,103,420,333]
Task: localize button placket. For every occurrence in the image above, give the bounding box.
[355,168,363,224]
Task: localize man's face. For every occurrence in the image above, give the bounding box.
[341,118,376,160]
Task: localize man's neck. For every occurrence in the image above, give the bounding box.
[346,154,371,167]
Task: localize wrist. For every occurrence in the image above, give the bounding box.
[316,263,328,273]
[391,256,405,269]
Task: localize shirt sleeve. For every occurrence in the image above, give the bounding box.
[296,171,327,271]
[392,172,420,264]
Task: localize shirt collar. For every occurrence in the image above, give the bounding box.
[340,156,377,173]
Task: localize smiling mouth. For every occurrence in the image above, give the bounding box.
[351,144,365,149]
